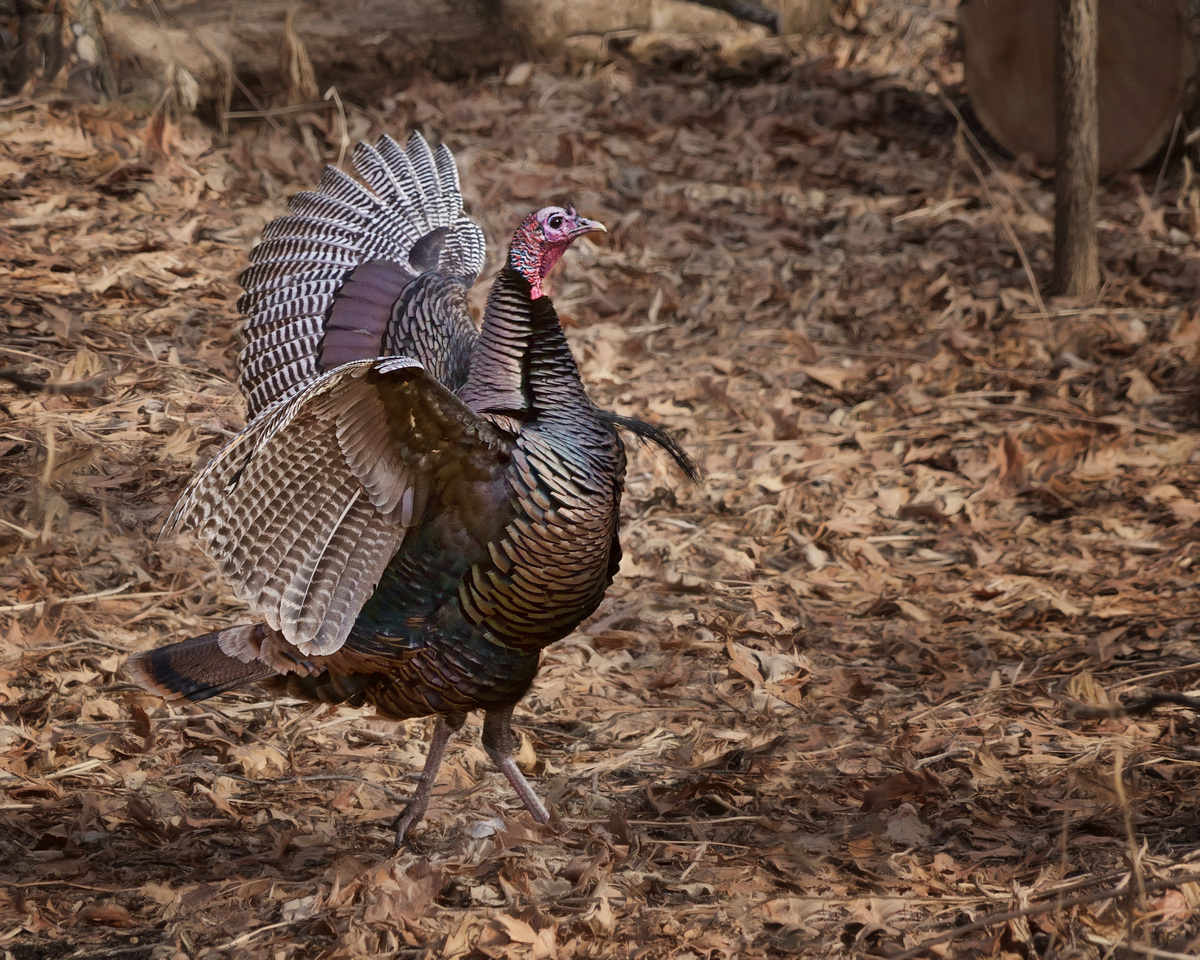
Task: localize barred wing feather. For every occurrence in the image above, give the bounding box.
[163,357,514,657]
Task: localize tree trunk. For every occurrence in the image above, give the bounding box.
[1052,0,1100,297]
[959,0,1191,179]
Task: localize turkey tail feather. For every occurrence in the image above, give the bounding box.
[126,628,276,702]
[236,132,485,419]
[597,412,702,483]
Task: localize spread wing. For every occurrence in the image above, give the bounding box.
[163,357,513,657]
[236,133,487,420]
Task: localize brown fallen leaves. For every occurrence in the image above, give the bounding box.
[3,1,1200,957]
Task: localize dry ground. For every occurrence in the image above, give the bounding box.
[3,3,1200,957]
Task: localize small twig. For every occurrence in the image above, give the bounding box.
[223,772,395,788]
[0,580,139,615]
[325,85,350,169]
[936,86,1052,337]
[0,344,63,362]
[891,872,1200,960]
[1109,662,1200,691]
[0,517,38,540]
[52,945,148,958]
[1084,934,1200,960]
[912,744,972,769]
[1111,746,1147,916]
[223,100,338,120]
[211,920,295,952]
[221,0,240,138]
[0,757,106,783]
[944,397,1195,440]
[626,815,763,825]
[5,879,142,892]
[957,133,1051,335]
[1152,110,1183,205]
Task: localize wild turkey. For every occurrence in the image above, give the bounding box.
[126,132,696,846]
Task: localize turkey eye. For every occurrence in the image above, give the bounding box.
[548,215,564,229]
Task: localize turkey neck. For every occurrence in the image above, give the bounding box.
[459,266,593,422]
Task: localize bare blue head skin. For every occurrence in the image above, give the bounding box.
[508,205,607,299]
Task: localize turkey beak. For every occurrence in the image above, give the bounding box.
[572,217,607,239]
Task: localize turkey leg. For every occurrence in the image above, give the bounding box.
[393,711,466,848]
[482,705,550,824]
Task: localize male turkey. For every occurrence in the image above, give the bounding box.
[126,132,696,846]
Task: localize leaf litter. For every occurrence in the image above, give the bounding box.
[3,2,1200,957]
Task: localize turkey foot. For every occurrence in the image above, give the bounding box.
[482,705,551,824]
[392,712,465,848]
[392,708,549,849]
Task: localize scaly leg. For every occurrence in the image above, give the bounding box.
[482,705,550,824]
[393,711,466,848]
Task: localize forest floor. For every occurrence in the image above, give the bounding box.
[4,2,1200,958]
